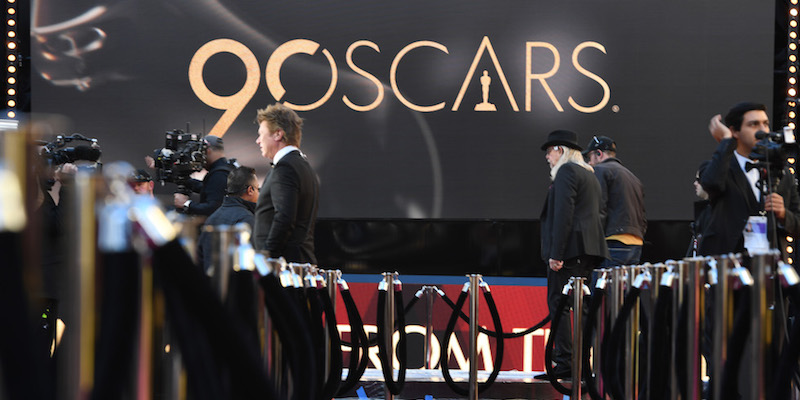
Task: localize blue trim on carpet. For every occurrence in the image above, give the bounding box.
[341,274,546,287]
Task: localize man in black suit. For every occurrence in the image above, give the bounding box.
[699,102,800,256]
[537,130,609,379]
[253,103,320,264]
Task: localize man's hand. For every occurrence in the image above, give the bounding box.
[55,163,78,181]
[765,193,786,220]
[549,258,564,272]
[709,114,732,143]
[174,193,189,209]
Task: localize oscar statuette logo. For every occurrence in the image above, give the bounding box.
[188,36,611,136]
[474,70,496,112]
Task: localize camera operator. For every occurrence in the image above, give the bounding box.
[168,135,232,216]
[699,102,800,256]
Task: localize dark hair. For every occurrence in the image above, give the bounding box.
[226,166,257,196]
[724,102,767,131]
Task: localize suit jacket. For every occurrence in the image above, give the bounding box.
[253,150,320,264]
[699,138,800,256]
[541,162,609,263]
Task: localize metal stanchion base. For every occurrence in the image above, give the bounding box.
[335,369,568,399]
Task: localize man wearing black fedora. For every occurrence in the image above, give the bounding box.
[537,129,608,380]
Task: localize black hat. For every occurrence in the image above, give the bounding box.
[541,130,582,151]
[582,135,616,155]
[204,135,224,150]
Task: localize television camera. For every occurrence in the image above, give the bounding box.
[151,130,207,194]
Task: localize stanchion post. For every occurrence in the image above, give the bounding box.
[425,286,435,370]
[573,277,586,400]
[685,257,705,400]
[669,260,686,400]
[58,170,97,400]
[748,250,778,400]
[710,255,730,400]
[208,225,234,300]
[468,274,481,400]
[594,268,612,398]
[383,272,395,400]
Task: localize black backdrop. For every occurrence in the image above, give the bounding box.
[28,1,776,274]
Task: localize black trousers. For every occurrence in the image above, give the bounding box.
[546,255,596,370]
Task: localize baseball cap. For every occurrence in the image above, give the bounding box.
[582,135,616,155]
[204,135,224,150]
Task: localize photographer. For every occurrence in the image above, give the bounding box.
[169,135,232,216]
[699,102,800,256]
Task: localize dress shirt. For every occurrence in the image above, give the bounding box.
[734,150,760,201]
[272,145,300,165]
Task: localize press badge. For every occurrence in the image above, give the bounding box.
[743,216,770,254]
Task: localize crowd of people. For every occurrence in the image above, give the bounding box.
[33,100,800,385]
[537,101,800,380]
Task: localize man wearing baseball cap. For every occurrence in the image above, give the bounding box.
[173,135,234,216]
[583,135,647,267]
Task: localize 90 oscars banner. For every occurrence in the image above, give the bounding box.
[31,1,774,219]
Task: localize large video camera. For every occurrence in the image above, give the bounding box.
[38,133,102,168]
[151,130,207,194]
[749,127,798,186]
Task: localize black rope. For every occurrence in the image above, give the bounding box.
[543,293,574,395]
[153,240,278,400]
[317,286,343,400]
[258,273,317,400]
[581,286,606,400]
[648,285,674,400]
[305,286,326,398]
[721,285,752,400]
[439,291,550,338]
[602,286,642,400]
[336,287,370,396]
[438,285,506,396]
[376,289,408,395]
[341,295,420,348]
[440,289,469,394]
[770,284,800,400]
[91,251,140,400]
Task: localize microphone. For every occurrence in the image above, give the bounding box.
[755,131,770,140]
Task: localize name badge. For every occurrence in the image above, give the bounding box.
[743,215,770,255]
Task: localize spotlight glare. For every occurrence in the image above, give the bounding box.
[790,88,797,97]
[792,43,798,51]
[793,32,799,39]
[7,100,15,107]
[791,111,797,118]
[792,20,798,27]
[789,236,796,243]
[792,66,798,73]
[7,111,14,118]
[791,78,797,85]
[791,257,795,264]
[7,54,14,61]
[6,41,15,49]
[7,89,14,95]
[6,7,14,14]
[6,77,14,84]
[788,246,794,254]
[7,19,14,26]
[6,31,13,38]
[791,54,797,62]
[791,122,797,129]
[792,8,799,16]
